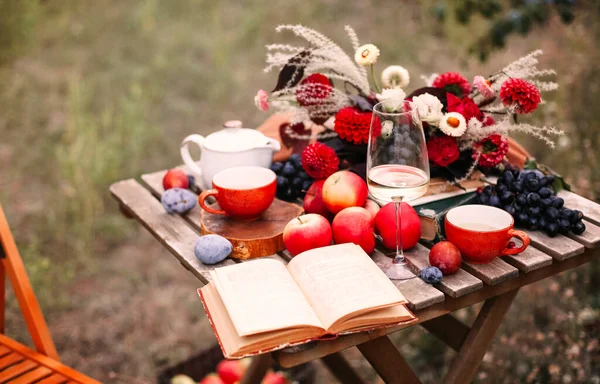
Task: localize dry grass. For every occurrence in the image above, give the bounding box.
[0,1,599,383]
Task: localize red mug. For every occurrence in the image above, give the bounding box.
[445,204,530,264]
[198,166,276,221]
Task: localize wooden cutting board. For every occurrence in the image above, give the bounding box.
[200,198,304,260]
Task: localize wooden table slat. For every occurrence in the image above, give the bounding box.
[559,190,600,226]
[371,251,445,310]
[501,246,553,273]
[386,245,483,298]
[461,258,519,285]
[141,170,289,265]
[110,179,236,283]
[566,220,600,249]
[526,230,585,261]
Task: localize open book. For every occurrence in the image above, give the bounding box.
[198,243,416,358]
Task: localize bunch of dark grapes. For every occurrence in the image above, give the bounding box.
[477,166,586,237]
[270,154,314,201]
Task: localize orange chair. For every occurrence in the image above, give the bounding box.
[0,204,101,384]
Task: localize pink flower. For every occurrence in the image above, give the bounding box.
[254,89,269,111]
[473,76,495,99]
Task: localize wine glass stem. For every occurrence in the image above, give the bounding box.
[394,197,404,264]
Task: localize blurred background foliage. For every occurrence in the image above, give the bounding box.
[0,0,598,382]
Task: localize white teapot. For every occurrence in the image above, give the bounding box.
[180,121,281,189]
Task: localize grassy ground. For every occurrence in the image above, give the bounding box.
[1,1,599,383]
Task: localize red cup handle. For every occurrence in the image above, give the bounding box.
[502,229,530,256]
[198,189,228,216]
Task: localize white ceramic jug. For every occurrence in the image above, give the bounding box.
[180,123,280,189]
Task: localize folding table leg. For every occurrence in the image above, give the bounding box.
[239,353,271,384]
[357,336,422,384]
[443,288,519,384]
[421,314,470,352]
[320,351,366,384]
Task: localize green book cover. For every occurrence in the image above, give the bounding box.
[414,192,478,243]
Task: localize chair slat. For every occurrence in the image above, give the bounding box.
[501,246,553,273]
[141,169,290,265]
[559,190,600,226]
[110,179,236,283]
[0,347,10,358]
[35,374,68,384]
[371,250,445,310]
[461,258,519,285]
[398,244,483,297]
[9,365,52,384]
[0,352,24,369]
[0,360,37,383]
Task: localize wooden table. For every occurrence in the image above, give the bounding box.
[110,167,600,384]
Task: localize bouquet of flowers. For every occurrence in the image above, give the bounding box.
[255,25,563,185]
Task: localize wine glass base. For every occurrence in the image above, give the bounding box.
[384,257,416,280]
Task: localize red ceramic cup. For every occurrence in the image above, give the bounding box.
[445,204,530,264]
[198,166,276,221]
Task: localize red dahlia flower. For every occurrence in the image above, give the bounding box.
[446,93,484,122]
[301,142,340,179]
[499,78,541,114]
[432,72,472,97]
[334,107,374,144]
[473,134,509,167]
[427,136,460,167]
[296,74,332,107]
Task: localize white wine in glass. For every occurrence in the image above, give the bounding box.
[367,101,430,280]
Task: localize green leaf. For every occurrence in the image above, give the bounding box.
[524,158,537,170]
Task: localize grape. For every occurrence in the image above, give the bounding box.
[559,208,573,221]
[545,175,556,186]
[516,194,527,206]
[526,178,540,192]
[478,194,490,205]
[527,206,541,217]
[488,195,501,207]
[483,185,494,196]
[276,176,289,189]
[527,192,540,206]
[570,210,584,224]
[546,222,559,237]
[270,162,284,174]
[501,171,515,184]
[558,219,571,234]
[291,177,303,189]
[298,171,310,180]
[552,197,564,209]
[538,187,552,198]
[500,191,514,202]
[572,221,586,235]
[514,203,523,213]
[517,212,529,224]
[539,216,547,229]
[528,217,540,230]
[540,198,552,208]
[495,183,508,194]
[538,176,550,187]
[511,180,524,193]
[504,205,516,216]
[281,162,296,176]
[302,179,313,191]
[545,207,559,220]
[289,153,302,169]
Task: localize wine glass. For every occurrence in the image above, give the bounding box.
[367,100,430,280]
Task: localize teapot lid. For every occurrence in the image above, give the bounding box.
[204,128,272,152]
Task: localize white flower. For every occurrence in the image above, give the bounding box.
[381,120,394,138]
[376,88,406,111]
[439,112,467,137]
[410,93,444,124]
[354,44,380,66]
[381,65,410,88]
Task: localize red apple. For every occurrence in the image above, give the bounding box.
[322,171,368,214]
[429,241,462,275]
[374,202,421,250]
[262,371,289,384]
[283,214,333,256]
[363,199,380,220]
[303,180,333,220]
[216,360,246,384]
[163,169,189,190]
[332,207,375,254]
[199,374,225,384]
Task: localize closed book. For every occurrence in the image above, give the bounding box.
[414,192,478,242]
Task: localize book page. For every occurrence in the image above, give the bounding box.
[287,243,407,330]
[211,258,323,337]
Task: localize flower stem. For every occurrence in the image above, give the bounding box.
[370,65,381,94]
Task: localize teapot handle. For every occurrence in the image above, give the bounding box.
[180,134,205,177]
